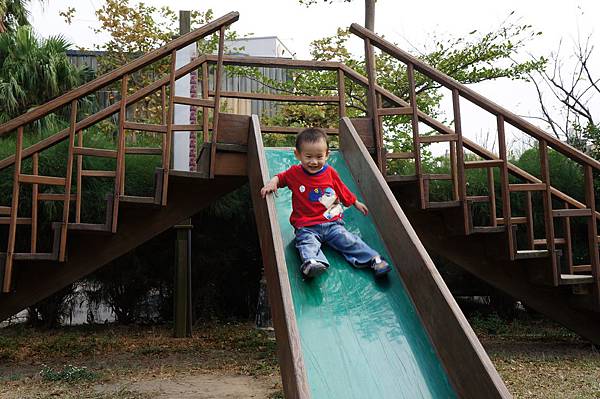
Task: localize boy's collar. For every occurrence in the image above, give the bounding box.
[301,163,329,176]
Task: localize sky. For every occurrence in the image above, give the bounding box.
[29,0,600,153]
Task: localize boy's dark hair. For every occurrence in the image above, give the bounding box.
[295,127,329,151]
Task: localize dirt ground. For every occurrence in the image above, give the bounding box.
[0,317,599,399]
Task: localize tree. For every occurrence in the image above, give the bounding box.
[0,0,28,33]
[0,25,91,125]
[530,34,599,155]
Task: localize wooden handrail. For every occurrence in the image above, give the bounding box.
[0,12,239,136]
[349,22,600,171]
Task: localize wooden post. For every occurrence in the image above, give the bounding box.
[59,99,78,261]
[75,130,83,223]
[525,191,534,249]
[162,51,177,205]
[452,88,468,232]
[209,26,226,178]
[202,62,210,144]
[3,126,23,293]
[31,152,39,253]
[112,75,129,232]
[563,202,574,274]
[539,140,557,286]
[487,167,497,227]
[337,69,346,120]
[407,63,424,208]
[497,115,514,259]
[174,219,193,338]
[364,38,384,172]
[584,165,600,306]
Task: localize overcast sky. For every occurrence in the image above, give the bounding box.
[30,0,599,152]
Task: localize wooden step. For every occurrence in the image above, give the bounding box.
[171,124,203,131]
[508,183,546,192]
[515,249,549,259]
[80,170,116,178]
[19,174,66,186]
[0,206,11,215]
[427,200,461,209]
[38,193,77,201]
[172,96,213,107]
[123,122,167,133]
[467,195,490,203]
[533,238,567,246]
[125,147,162,155]
[419,134,458,143]
[51,221,110,233]
[377,107,412,116]
[386,151,414,160]
[13,252,57,261]
[560,274,594,285]
[119,195,157,205]
[497,216,527,225]
[73,147,118,158]
[552,208,593,218]
[471,226,505,234]
[572,265,592,273]
[386,174,418,183]
[0,217,32,225]
[464,160,504,169]
[423,174,452,180]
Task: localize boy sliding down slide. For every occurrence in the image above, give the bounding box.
[261,127,391,278]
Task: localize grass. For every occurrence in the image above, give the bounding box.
[1,318,598,398]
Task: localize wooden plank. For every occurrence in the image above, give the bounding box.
[386,174,418,183]
[339,117,510,398]
[201,62,210,144]
[552,208,593,217]
[365,38,384,172]
[419,134,459,143]
[59,99,78,262]
[172,124,203,131]
[31,153,39,253]
[338,69,346,119]
[123,122,167,133]
[508,183,546,192]
[161,52,177,206]
[450,141,459,201]
[112,74,128,232]
[209,26,226,179]
[386,152,414,160]
[407,63,425,209]
[572,265,592,273]
[19,174,66,186]
[560,274,594,285]
[213,152,247,176]
[208,90,339,103]
[427,200,462,209]
[75,130,83,223]
[467,195,490,203]
[584,165,600,306]
[423,174,453,180]
[173,96,214,107]
[525,191,534,249]
[80,170,117,178]
[464,160,504,169]
[0,12,240,136]
[487,167,497,226]
[497,115,514,259]
[38,193,77,201]
[349,117,375,148]
[0,217,32,225]
[377,107,412,116]
[125,147,162,155]
[534,238,567,246]
[247,114,311,399]
[497,216,527,225]
[0,206,11,215]
[217,113,251,146]
[452,88,469,234]
[206,53,340,71]
[260,125,338,135]
[73,147,118,158]
[539,140,558,286]
[3,126,23,292]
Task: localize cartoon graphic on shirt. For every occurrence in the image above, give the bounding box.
[308,187,323,202]
[318,187,344,220]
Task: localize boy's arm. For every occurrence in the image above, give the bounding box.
[331,168,369,215]
[260,176,280,198]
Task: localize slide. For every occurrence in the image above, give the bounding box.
[247,115,509,399]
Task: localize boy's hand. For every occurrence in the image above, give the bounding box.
[260,180,278,198]
[354,200,369,215]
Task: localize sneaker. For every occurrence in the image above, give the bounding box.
[301,259,328,278]
[371,256,391,277]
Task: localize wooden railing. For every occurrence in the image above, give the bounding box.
[0,12,239,292]
[350,23,600,300]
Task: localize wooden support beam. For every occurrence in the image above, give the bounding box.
[552,209,593,218]
[508,183,546,192]
[173,96,214,107]
[377,107,412,116]
[419,134,459,143]
[19,174,66,186]
[124,122,167,133]
[464,160,504,169]
[73,147,118,159]
[125,147,162,155]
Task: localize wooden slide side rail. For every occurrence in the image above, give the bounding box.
[247,115,310,399]
[339,117,510,398]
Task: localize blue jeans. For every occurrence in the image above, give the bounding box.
[295,220,379,268]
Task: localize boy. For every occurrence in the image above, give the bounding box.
[260,127,391,278]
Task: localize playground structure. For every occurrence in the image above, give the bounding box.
[0,11,598,398]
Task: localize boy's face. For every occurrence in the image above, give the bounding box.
[294,139,329,174]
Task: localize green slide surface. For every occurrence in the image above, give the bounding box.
[266,148,456,399]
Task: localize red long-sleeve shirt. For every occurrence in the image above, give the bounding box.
[277,164,357,228]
